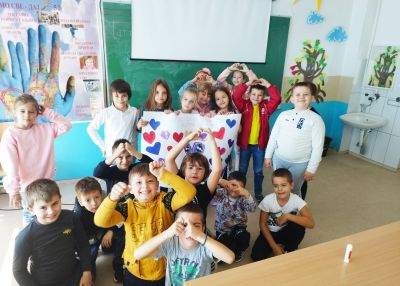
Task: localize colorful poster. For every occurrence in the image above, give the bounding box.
[0,0,104,122]
[140,112,241,174]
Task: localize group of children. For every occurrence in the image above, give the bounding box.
[0,63,325,285]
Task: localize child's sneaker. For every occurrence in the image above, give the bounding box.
[235,251,244,263]
[113,272,123,283]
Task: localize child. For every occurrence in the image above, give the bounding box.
[94,161,196,285]
[165,128,222,217]
[93,138,152,282]
[0,94,71,224]
[233,78,281,203]
[211,171,257,262]
[93,138,153,194]
[74,177,112,280]
[134,203,234,286]
[13,179,92,286]
[209,86,238,115]
[217,63,258,94]
[264,82,325,197]
[251,168,315,261]
[176,88,198,114]
[136,79,173,131]
[87,79,138,156]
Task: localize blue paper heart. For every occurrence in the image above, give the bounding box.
[228,139,234,147]
[226,119,236,128]
[149,119,161,130]
[146,142,161,155]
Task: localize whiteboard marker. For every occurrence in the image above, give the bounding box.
[343,243,353,263]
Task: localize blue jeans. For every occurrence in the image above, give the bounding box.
[272,153,308,197]
[239,145,265,196]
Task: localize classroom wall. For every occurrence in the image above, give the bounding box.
[52,0,397,180]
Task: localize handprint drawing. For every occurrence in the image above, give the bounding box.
[0,24,75,120]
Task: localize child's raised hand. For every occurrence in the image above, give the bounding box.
[205,75,215,84]
[101,230,114,248]
[240,63,250,73]
[185,129,201,141]
[202,128,214,141]
[167,219,186,237]
[136,118,148,130]
[258,78,271,88]
[183,219,204,242]
[110,182,131,201]
[149,161,165,178]
[229,63,240,71]
[264,158,272,168]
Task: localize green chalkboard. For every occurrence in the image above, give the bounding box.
[103,2,290,109]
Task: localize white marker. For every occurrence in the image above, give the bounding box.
[343,243,353,263]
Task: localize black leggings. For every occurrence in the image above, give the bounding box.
[251,222,305,261]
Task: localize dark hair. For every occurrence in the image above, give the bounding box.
[180,153,210,181]
[249,84,266,95]
[14,94,39,112]
[272,168,293,183]
[112,138,130,152]
[291,81,317,97]
[175,203,205,225]
[110,79,132,99]
[143,79,172,111]
[129,163,156,181]
[210,86,237,113]
[25,179,61,207]
[227,171,246,186]
[75,177,102,196]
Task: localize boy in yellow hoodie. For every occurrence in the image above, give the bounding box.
[94,161,196,285]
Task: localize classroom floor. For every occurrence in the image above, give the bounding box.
[1,151,399,285]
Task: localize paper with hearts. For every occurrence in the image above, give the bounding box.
[141,112,241,173]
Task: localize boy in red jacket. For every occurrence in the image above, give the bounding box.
[233,78,281,203]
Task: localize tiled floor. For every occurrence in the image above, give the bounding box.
[1,151,399,285]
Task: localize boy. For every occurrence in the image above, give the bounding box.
[87,79,139,156]
[94,161,196,286]
[93,138,153,194]
[134,203,234,286]
[93,139,152,282]
[13,179,92,286]
[74,177,112,280]
[251,168,315,261]
[232,78,281,203]
[211,171,257,262]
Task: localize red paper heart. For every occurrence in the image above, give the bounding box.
[218,147,226,155]
[167,146,173,151]
[212,127,225,140]
[173,132,184,142]
[143,131,156,144]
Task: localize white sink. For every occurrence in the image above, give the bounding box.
[340,112,387,129]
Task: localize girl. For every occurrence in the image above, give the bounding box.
[264,82,325,197]
[0,94,72,224]
[217,63,258,95]
[136,79,173,131]
[165,128,222,217]
[195,82,212,115]
[175,88,198,114]
[209,86,238,115]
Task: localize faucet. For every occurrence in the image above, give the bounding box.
[361,92,380,112]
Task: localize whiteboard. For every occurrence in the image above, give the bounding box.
[131,0,272,62]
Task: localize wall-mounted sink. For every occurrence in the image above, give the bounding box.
[340,112,387,129]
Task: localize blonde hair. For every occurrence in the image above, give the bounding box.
[14,94,39,112]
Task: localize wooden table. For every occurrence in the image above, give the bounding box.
[186,221,400,285]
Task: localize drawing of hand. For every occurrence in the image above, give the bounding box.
[0,25,75,117]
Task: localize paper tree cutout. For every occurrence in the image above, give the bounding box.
[327,26,348,42]
[285,39,327,103]
[368,46,399,88]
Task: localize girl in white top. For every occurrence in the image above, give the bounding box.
[87,79,138,156]
[264,82,325,197]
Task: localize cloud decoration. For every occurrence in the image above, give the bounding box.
[327,26,348,43]
[307,10,324,25]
